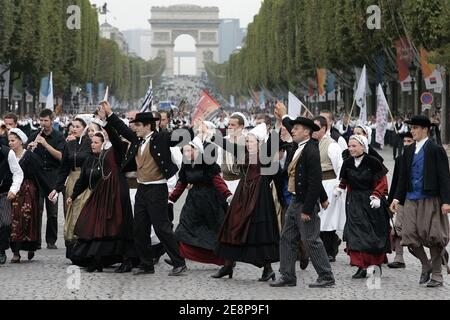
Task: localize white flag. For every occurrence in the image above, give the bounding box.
[46,72,54,111]
[103,86,109,102]
[375,84,389,148]
[288,92,304,119]
[354,65,367,124]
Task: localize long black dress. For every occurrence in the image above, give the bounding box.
[169,162,231,265]
[70,145,137,268]
[340,155,391,268]
[10,151,52,253]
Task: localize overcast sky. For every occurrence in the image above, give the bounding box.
[90,0,263,30]
[90,0,262,74]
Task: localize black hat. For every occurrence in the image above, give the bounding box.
[288,117,321,132]
[405,115,431,128]
[399,131,413,139]
[130,112,159,124]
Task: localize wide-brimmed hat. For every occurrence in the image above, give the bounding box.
[405,115,431,128]
[130,112,159,124]
[288,117,320,132]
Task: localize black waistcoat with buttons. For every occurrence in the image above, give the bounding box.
[106,113,183,180]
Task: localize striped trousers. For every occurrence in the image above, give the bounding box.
[279,198,334,282]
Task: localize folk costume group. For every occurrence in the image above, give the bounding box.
[0,100,449,289]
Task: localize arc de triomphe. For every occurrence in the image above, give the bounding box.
[149,5,220,76]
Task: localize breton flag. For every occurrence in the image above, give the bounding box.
[140,83,154,113]
[375,84,389,148]
[354,65,367,124]
[46,72,54,111]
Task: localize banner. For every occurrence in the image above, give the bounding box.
[39,76,50,103]
[192,91,221,123]
[420,48,444,91]
[375,84,389,148]
[46,72,54,111]
[288,92,303,119]
[98,82,105,102]
[86,83,93,105]
[395,37,415,92]
[326,71,336,101]
[354,65,367,124]
[230,95,235,108]
[317,68,327,101]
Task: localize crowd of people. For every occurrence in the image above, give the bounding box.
[0,100,449,289]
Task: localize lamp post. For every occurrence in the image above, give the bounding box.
[0,76,5,116]
[409,61,418,115]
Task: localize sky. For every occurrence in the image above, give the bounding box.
[90,0,263,30]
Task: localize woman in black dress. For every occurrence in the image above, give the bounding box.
[335,135,391,279]
[48,117,92,258]
[169,137,232,266]
[211,123,280,281]
[68,131,137,272]
[8,129,52,263]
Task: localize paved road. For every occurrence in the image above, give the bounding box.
[1,146,450,300]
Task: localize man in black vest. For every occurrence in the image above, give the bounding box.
[271,104,335,288]
[101,101,188,276]
[391,115,450,287]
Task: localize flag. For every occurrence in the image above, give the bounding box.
[354,65,367,124]
[395,37,415,92]
[86,83,93,105]
[98,82,105,102]
[230,95,235,108]
[288,92,304,119]
[420,47,444,91]
[140,84,153,113]
[46,72,54,111]
[192,91,221,123]
[317,68,327,102]
[103,86,109,102]
[376,84,389,148]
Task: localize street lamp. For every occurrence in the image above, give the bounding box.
[0,75,5,116]
[409,61,418,115]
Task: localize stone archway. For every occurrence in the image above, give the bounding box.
[149,5,220,76]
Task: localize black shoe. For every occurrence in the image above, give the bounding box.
[169,264,187,276]
[419,268,432,284]
[211,265,233,279]
[36,245,41,250]
[0,252,6,265]
[47,243,58,250]
[308,278,335,288]
[352,268,367,279]
[300,258,309,270]
[86,263,103,273]
[270,278,296,287]
[427,279,443,288]
[114,260,133,273]
[28,251,35,261]
[387,262,406,269]
[164,258,174,267]
[259,270,276,282]
[132,267,155,275]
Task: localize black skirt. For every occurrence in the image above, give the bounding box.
[175,184,226,251]
[215,176,280,268]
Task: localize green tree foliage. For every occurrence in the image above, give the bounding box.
[207,0,450,97]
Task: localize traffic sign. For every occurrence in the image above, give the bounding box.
[420,92,434,105]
